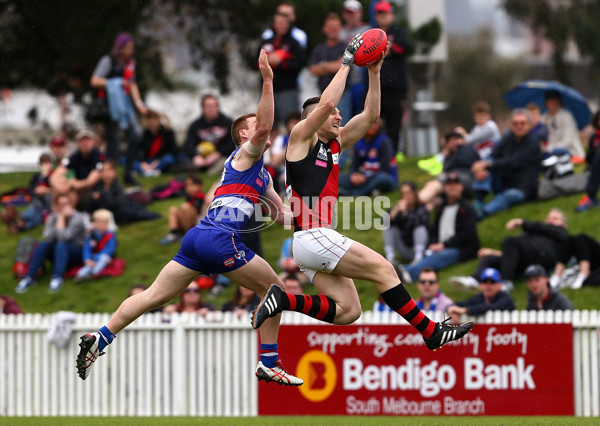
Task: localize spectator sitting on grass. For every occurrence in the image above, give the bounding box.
[455,100,501,159]
[414,267,453,313]
[163,280,216,315]
[74,209,118,283]
[49,135,69,169]
[524,264,573,311]
[575,110,600,212]
[135,110,178,177]
[160,174,206,245]
[1,295,23,314]
[222,284,261,318]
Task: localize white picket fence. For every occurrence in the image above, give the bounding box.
[1,310,599,417]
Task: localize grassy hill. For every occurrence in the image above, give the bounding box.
[1,157,598,314]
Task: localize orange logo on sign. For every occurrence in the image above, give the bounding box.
[297,350,337,402]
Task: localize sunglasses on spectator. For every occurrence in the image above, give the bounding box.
[184,288,200,293]
[480,279,498,284]
[418,279,437,285]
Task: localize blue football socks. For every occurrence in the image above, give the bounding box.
[259,343,278,368]
[98,325,115,352]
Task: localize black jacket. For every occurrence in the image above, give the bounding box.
[454,291,516,316]
[379,24,411,96]
[526,288,573,311]
[183,113,235,158]
[431,198,480,261]
[257,31,304,92]
[139,126,178,160]
[520,220,571,264]
[489,130,542,199]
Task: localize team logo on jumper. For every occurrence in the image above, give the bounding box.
[297,350,337,402]
[234,250,246,260]
[315,160,327,168]
[332,153,339,165]
[223,257,235,267]
[317,145,328,161]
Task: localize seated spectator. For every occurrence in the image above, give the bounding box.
[415,267,453,313]
[282,274,304,295]
[552,233,600,289]
[399,172,480,282]
[455,101,501,159]
[222,284,261,318]
[135,110,178,177]
[181,94,235,174]
[542,89,585,158]
[163,280,217,315]
[471,108,542,220]
[159,174,206,245]
[15,192,87,293]
[309,13,351,125]
[1,153,53,234]
[50,129,104,208]
[525,102,549,145]
[576,110,600,212]
[447,268,515,323]
[1,295,23,314]
[74,209,117,282]
[383,181,430,266]
[88,159,160,224]
[450,208,570,292]
[418,131,480,210]
[339,118,397,196]
[525,264,573,311]
[49,135,69,168]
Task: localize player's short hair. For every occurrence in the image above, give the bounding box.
[231,113,257,146]
[473,101,491,115]
[301,97,321,119]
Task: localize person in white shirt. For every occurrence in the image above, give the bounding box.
[542,89,585,158]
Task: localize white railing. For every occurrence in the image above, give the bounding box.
[1,310,599,417]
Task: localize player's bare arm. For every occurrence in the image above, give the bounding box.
[263,181,293,226]
[339,52,384,151]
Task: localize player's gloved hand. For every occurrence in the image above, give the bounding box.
[342,33,363,67]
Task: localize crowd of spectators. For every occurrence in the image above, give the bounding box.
[1,0,598,321]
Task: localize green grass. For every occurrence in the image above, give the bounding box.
[1,416,598,425]
[1,157,599,314]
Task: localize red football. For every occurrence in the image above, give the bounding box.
[353,28,388,67]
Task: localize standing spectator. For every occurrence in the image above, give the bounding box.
[415,268,453,313]
[418,131,480,210]
[181,95,235,174]
[222,285,261,318]
[339,118,396,195]
[471,109,542,220]
[74,209,118,282]
[88,159,161,224]
[576,110,600,212]
[159,175,206,245]
[309,13,352,125]
[447,268,515,323]
[374,0,411,152]
[163,280,216,315]
[261,1,307,49]
[50,130,104,208]
[136,110,178,177]
[553,233,600,289]
[542,89,585,158]
[399,172,480,282]
[525,103,549,145]
[525,264,573,311]
[258,11,304,129]
[90,32,148,185]
[455,101,501,159]
[384,181,430,266]
[340,0,370,115]
[1,295,23,314]
[15,193,87,293]
[49,135,69,168]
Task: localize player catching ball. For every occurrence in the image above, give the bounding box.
[77,50,303,386]
[253,31,473,350]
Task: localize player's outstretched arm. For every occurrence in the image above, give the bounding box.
[290,34,362,144]
[339,52,384,151]
[245,49,274,157]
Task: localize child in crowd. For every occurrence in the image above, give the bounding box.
[160,174,206,245]
[75,209,117,282]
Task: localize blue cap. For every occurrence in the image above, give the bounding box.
[480,268,501,282]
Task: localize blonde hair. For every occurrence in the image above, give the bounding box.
[92,209,118,232]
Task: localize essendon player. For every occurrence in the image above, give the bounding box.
[253,33,473,351]
[77,50,303,386]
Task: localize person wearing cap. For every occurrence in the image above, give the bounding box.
[542,90,584,158]
[525,264,573,311]
[49,136,68,169]
[399,170,480,283]
[341,0,370,116]
[447,268,516,323]
[471,108,542,220]
[50,130,104,207]
[374,0,411,152]
[418,131,480,210]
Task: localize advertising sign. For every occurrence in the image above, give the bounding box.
[258,324,573,416]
